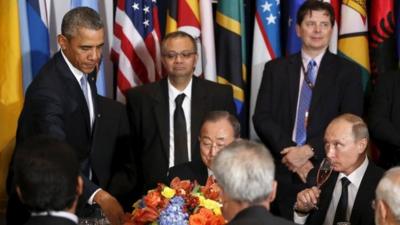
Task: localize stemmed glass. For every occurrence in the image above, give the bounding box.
[316,158,333,188]
[310,158,333,210]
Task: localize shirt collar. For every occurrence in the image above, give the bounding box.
[338,156,369,189]
[168,78,193,102]
[61,50,86,84]
[31,210,78,224]
[301,49,326,68]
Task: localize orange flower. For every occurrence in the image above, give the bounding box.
[143,191,162,209]
[189,213,208,225]
[209,215,226,225]
[170,177,193,193]
[198,208,214,219]
[132,207,159,225]
[201,177,221,201]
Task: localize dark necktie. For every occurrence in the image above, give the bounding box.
[333,177,351,224]
[174,94,188,165]
[295,60,317,145]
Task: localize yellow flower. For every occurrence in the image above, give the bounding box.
[161,187,176,199]
[213,207,222,215]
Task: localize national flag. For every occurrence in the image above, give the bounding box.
[323,0,340,53]
[111,0,162,102]
[249,0,281,139]
[369,0,397,81]
[216,0,247,135]
[26,0,50,78]
[286,0,304,55]
[200,0,216,81]
[166,0,204,77]
[71,0,108,96]
[0,1,24,212]
[338,0,370,91]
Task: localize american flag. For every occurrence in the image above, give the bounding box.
[111,0,162,102]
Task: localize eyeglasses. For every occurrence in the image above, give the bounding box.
[199,138,226,150]
[162,51,196,60]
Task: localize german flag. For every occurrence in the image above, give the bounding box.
[216,0,247,135]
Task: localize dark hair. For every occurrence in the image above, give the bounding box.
[14,136,80,212]
[161,31,197,53]
[296,0,335,26]
[201,111,240,138]
[61,7,103,39]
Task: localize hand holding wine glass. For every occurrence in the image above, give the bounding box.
[294,158,333,213]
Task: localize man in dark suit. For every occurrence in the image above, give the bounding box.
[374,167,400,225]
[167,110,239,185]
[126,31,235,193]
[253,0,363,218]
[294,114,384,225]
[14,137,82,225]
[212,140,296,225]
[368,70,400,169]
[7,7,133,225]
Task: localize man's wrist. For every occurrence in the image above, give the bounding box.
[293,202,310,215]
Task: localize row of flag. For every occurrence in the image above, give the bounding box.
[1,0,400,211]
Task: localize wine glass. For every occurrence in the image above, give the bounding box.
[316,158,333,188]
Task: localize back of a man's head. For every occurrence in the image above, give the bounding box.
[375,167,400,224]
[14,136,80,212]
[212,139,275,204]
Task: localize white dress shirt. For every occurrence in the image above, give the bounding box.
[32,211,78,224]
[168,78,192,168]
[292,50,325,143]
[61,50,94,128]
[294,156,369,225]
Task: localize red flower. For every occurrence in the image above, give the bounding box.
[132,207,159,225]
[170,177,194,194]
[200,177,221,201]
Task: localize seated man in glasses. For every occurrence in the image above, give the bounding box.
[374,166,400,225]
[167,110,239,184]
[293,114,384,225]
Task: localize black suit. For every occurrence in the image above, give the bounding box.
[24,216,77,225]
[305,161,384,225]
[253,51,364,218]
[126,76,235,192]
[167,160,208,185]
[7,52,135,223]
[228,205,297,225]
[368,70,400,169]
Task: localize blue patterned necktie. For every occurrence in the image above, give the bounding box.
[80,76,90,107]
[295,60,317,145]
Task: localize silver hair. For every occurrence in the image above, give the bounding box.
[61,7,103,39]
[211,139,275,204]
[376,167,400,222]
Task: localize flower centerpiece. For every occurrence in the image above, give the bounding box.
[123,177,225,225]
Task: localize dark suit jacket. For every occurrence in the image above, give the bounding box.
[126,76,235,192]
[24,216,77,225]
[305,161,384,225]
[252,51,364,218]
[167,160,208,185]
[368,70,400,169]
[7,52,135,223]
[228,205,297,225]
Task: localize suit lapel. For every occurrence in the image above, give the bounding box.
[349,162,374,225]
[309,51,335,122]
[55,52,91,135]
[153,79,170,159]
[288,54,302,126]
[191,77,206,160]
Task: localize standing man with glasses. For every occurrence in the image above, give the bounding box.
[293,114,383,225]
[253,0,363,219]
[126,31,235,194]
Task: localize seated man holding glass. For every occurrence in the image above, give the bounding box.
[293,114,384,225]
[167,110,239,184]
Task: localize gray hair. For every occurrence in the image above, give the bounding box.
[211,139,275,204]
[376,167,400,222]
[61,7,103,39]
[202,111,240,138]
[331,113,369,141]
